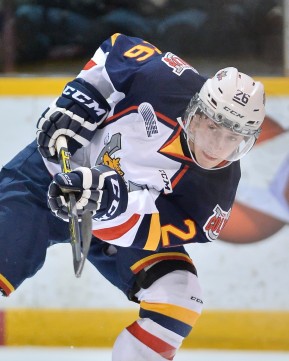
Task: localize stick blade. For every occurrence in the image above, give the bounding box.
[74,210,92,278]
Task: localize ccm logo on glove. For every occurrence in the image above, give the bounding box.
[63,85,107,117]
[48,165,128,222]
[37,78,110,162]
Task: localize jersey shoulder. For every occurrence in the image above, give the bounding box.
[97,33,207,120]
[100,33,206,93]
[100,33,162,74]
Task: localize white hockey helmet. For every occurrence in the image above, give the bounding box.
[183,67,265,166]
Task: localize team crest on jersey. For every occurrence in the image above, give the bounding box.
[96,133,148,192]
[96,133,124,177]
[204,205,231,241]
[103,152,124,176]
[162,52,197,76]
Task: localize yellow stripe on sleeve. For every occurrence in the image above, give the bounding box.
[143,213,161,251]
[111,33,121,46]
[130,252,193,274]
[140,301,200,327]
[0,274,15,295]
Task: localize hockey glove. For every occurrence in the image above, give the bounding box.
[37,78,110,162]
[48,165,128,221]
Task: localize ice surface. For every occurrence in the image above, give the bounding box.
[1,347,289,361]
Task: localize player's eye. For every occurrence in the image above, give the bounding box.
[207,121,217,130]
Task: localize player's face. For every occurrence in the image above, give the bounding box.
[188,114,244,168]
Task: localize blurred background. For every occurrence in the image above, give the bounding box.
[0,0,289,357]
[0,0,286,76]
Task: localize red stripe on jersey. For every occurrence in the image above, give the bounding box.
[0,311,5,345]
[103,107,177,127]
[83,59,97,70]
[159,129,193,165]
[103,106,139,125]
[171,165,189,188]
[0,275,14,296]
[0,282,11,296]
[92,213,140,240]
[155,111,177,127]
[215,160,230,168]
[127,321,176,360]
[161,127,181,149]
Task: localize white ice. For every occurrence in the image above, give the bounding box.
[1,347,289,361]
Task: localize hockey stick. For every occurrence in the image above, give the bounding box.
[56,135,92,278]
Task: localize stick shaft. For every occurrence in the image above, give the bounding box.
[56,136,82,265]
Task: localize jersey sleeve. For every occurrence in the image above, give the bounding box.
[76,33,163,108]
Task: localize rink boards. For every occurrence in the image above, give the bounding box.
[0,77,289,351]
[0,309,289,350]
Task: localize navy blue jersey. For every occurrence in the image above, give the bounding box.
[44,33,241,250]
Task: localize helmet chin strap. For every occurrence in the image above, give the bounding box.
[176,117,199,163]
[177,117,207,169]
[176,116,185,130]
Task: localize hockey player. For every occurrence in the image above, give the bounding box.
[0,34,265,360]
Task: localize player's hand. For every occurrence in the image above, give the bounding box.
[37,78,110,163]
[48,165,128,221]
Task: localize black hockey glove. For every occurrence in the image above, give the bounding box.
[48,165,128,221]
[37,78,110,162]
